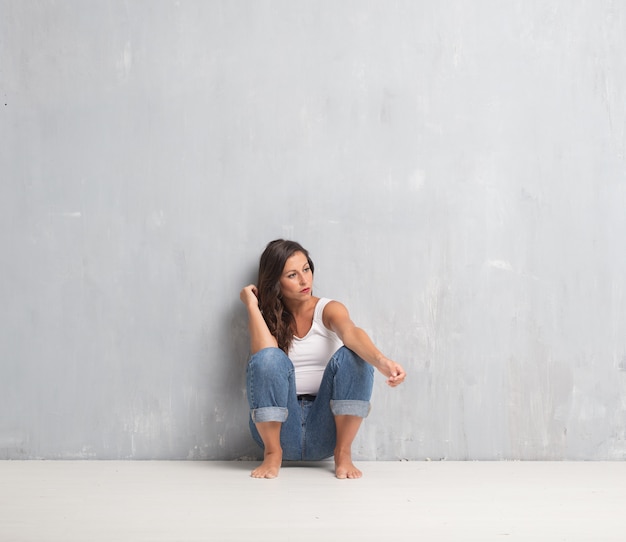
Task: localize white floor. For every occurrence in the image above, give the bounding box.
[0,460,624,541]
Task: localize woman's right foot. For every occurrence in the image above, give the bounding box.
[251,450,282,479]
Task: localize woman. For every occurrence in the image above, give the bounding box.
[240,239,406,479]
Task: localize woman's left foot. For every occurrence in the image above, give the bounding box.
[334,449,362,479]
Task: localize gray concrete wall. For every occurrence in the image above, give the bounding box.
[1,1,625,460]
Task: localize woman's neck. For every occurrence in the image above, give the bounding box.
[288,296,319,338]
[284,295,318,317]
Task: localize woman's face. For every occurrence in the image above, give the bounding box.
[279,251,313,303]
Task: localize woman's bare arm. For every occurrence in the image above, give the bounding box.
[323,301,406,387]
[240,285,278,354]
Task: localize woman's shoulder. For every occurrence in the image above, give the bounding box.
[320,298,351,329]
[320,297,347,308]
[316,297,345,314]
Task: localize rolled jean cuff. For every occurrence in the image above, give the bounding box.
[250,406,288,424]
[330,399,371,418]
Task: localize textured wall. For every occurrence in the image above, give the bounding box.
[1,1,625,460]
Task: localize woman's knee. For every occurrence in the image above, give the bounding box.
[247,347,293,377]
[332,346,374,379]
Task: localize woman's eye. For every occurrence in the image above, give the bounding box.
[288,273,296,279]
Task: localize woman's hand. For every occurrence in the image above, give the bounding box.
[378,357,407,387]
[240,284,259,307]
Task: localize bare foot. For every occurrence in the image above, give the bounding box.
[334,449,362,479]
[251,450,282,479]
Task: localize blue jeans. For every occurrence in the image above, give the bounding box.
[246,346,375,461]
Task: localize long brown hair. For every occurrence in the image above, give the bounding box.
[257,239,315,353]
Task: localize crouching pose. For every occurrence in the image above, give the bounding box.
[240,239,406,479]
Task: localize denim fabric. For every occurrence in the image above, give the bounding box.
[246,346,375,461]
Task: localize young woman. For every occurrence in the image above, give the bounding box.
[240,239,406,479]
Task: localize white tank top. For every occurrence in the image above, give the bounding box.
[288,298,344,395]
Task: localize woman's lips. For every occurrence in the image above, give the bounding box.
[300,288,311,294]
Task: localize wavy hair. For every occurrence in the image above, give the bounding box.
[257,239,314,353]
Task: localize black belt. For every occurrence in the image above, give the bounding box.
[297,394,317,402]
